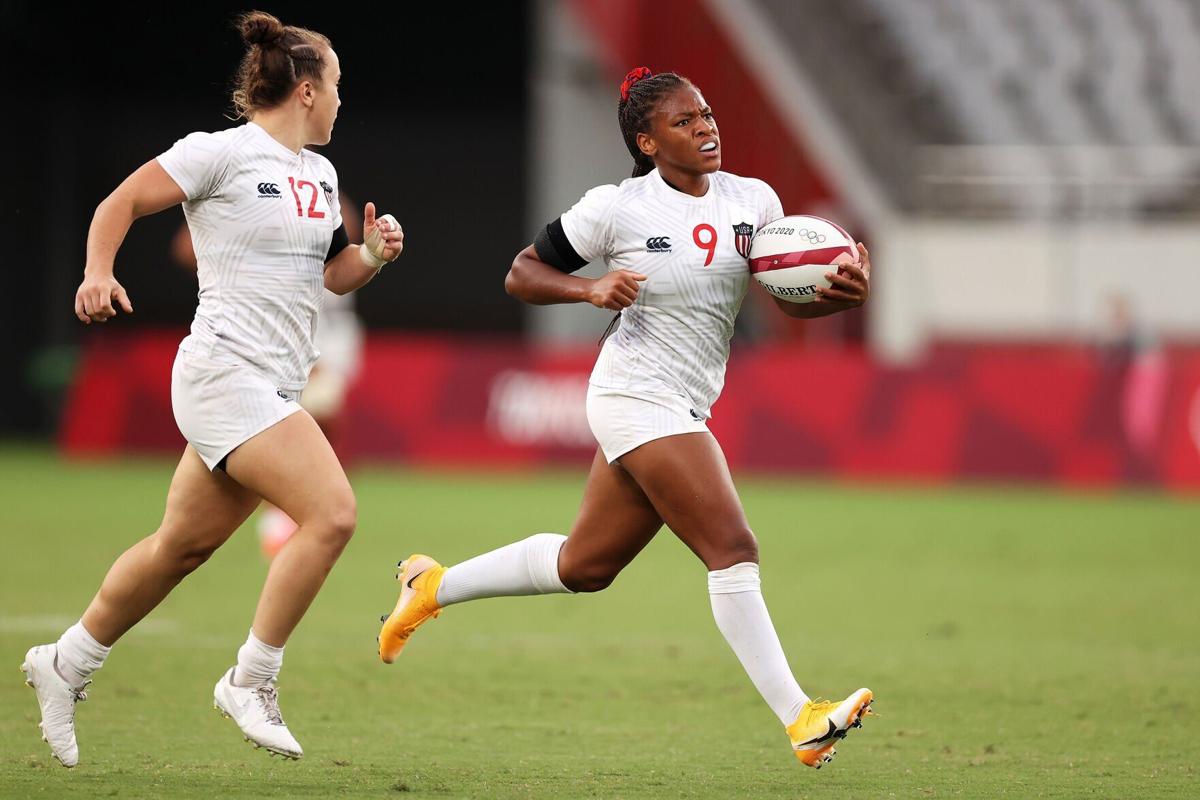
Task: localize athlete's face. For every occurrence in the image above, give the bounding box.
[308,48,341,145]
[641,85,720,176]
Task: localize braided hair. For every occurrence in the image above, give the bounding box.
[617,67,693,178]
[231,10,332,120]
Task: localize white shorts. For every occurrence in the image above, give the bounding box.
[585,385,710,464]
[171,349,304,471]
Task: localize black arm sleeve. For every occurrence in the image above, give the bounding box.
[325,223,351,264]
[533,217,588,273]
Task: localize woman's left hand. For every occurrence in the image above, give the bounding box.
[363,201,404,263]
[815,242,870,309]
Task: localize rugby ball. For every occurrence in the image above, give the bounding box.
[749,215,859,303]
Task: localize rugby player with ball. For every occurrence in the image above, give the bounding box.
[379,67,873,769]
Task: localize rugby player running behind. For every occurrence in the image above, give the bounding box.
[23,11,403,766]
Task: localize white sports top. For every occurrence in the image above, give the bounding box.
[560,169,782,415]
[157,121,342,390]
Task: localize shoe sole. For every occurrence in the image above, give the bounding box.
[20,660,77,769]
[378,556,441,663]
[795,691,874,770]
[213,700,302,760]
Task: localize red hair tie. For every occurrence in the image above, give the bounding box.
[620,66,654,102]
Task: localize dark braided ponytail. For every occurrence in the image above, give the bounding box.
[231,11,332,120]
[617,67,693,178]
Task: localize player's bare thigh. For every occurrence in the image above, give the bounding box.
[79,445,261,644]
[224,410,356,538]
[618,432,758,570]
[155,444,261,561]
[558,448,664,592]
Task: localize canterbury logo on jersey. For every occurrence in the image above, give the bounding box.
[645,236,672,252]
[257,183,282,197]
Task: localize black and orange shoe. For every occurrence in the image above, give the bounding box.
[378,555,446,664]
[786,688,874,768]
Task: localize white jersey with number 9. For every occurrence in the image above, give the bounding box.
[559,168,783,417]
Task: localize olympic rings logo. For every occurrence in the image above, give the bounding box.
[797,229,825,244]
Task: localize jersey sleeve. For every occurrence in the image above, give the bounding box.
[331,193,343,230]
[156,131,231,202]
[557,184,620,265]
[321,164,349,263]
[757,181,785,227]
[324,163,343,230]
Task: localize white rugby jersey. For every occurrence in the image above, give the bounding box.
[157,121,342,391]
[560,169,783,416]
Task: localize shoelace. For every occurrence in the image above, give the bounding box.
[805,699,837,716]
[71,679,92,704]
[801,696,879,725]
[253,685,285,726]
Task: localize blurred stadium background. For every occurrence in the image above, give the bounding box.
[2,1,1198,797]
[6,0,1200,487]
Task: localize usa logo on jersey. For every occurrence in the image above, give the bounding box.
[733,222,754,259]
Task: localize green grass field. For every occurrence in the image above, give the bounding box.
[1,445,1197,799]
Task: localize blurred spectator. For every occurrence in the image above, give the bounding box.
[1096,294,1168,478]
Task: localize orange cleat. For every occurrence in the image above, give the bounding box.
[786,688,874,769]
[378,555,446,664]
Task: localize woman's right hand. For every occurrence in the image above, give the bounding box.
[75,272,133,324]
[586,270,648,311]
[73,159,184,324]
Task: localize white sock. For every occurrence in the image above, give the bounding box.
[55,621,111,688]
[709,562,810,726]
[436,533,573,607]
[233,629,284,688]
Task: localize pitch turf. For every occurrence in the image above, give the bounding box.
[1,445,1197,798]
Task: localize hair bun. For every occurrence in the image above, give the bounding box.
[619,66,654,102]
[240,11,285,47]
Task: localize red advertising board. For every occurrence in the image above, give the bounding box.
[60,331,1200,490]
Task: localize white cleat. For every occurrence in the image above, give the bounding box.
[213,667,303,760]
[21,645,89,768]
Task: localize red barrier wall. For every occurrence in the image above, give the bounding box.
[60,331,1200,491]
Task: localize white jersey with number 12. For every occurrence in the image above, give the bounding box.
[157,120,342,391]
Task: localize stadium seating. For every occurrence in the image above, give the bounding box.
[757,0,1200,217]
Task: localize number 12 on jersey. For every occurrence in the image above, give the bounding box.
[287,177,327,220]
[693,224,717,267]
